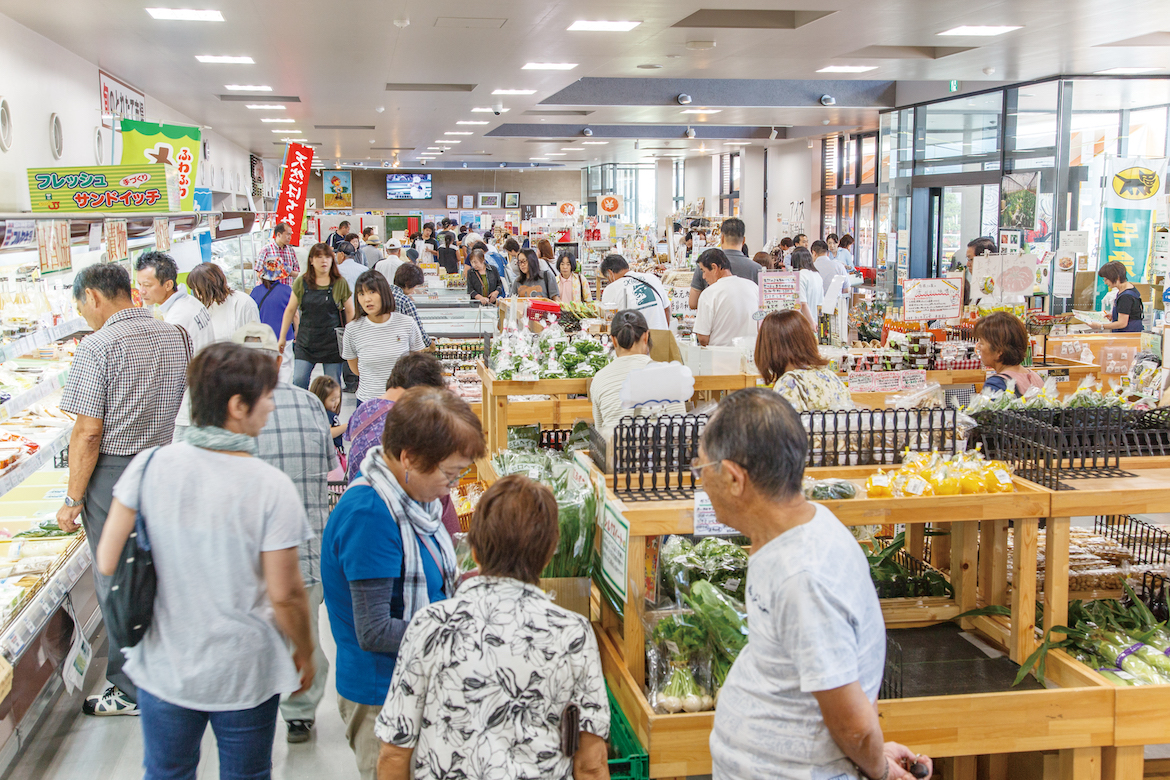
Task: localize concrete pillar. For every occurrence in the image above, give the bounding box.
[655,158,673,236]
[740,146,766,252]
[684,156,713,216]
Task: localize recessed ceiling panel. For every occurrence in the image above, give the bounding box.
[845,45,975,59]
[671,9,833,29]
[384,83,477,92]
[219,94,301,102]
[1095,32,1170,46]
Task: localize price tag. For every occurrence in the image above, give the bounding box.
[899,369,928,390]
[847,372,877,392]
[693,490,740,536]
[599,500,630,602]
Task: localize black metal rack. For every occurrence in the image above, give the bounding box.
[612,414,708,501]
[1092,515,1170,566]
[979,408,1131,490]
[880,635,904,700]
[803,408,961,468]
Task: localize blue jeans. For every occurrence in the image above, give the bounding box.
[139,690,280,780]
[292,359,342,390]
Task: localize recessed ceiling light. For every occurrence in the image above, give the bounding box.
[581,141,609,145]
[724,142,751,146]
[280,138,308,142]
[1095,67,1161,74]
[560,147,580,151]
[569,20,640,32]
[817,65,877,73]
[226,84,272,91]
[530,157,549,161]
[492,89,537,95]
[261,118,295,123]
[271,128,300,133]
[246,104,285,110]
[196,55,253,64]
[436,139,461,143]
[681,109,721,114]
[445,131,474,135]
[146,7,224,21]
[686,40,716,51]
[522,63,578,70]
[547,153,567,156]
[938,25,1022,36]
[471,107,509,113]
[456,120,490,125]
[427,146,442,150]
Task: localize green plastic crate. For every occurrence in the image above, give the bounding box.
[607,685,649,780]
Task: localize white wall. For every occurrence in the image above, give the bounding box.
[740,146,766,252]
[765,140,817,245]
[683,156,713,214]
[0,9,256,213]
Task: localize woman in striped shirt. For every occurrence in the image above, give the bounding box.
[341,271,425,407]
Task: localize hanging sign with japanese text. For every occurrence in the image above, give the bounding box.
[27,164,177,213]
[758,270,801,312]
[118,120,201,213]
[902,277,962,321]
[275,143,315,247]
[1101,208,1153,284]
[98,70,144,130]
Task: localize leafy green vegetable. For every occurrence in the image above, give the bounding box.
[692,537,749,602]
[684,580,749,664]
[649,612,714,713]
[14,517,79,539]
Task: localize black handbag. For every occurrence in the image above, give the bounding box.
[105,448,161,650]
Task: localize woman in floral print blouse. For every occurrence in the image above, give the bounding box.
[375,475,611,780]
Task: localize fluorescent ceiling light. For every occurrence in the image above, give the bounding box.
[492,89,537,95]
[938,25,1022,36]
[280,138,308,142]
[529,157,549,161]
[196,55,253,63]
[427,147,442,150]
[681,108,721,114]
[445,131,474,135]
[724,142,751,146]
[471,107,509,112]
[560,147,580,151]
[568,20,640,31]
[272,128,300,133]
[522,62,578,70]
[817,65,877,73]
[226,84,272,91]
[1095,67,1161,74]
[436,139,461,143]
[456,120,489,125]
[547,153,567,156]
[581,141,609,145]
[246,104,284,110]
[261,118,294,123]
[146,8,224,21]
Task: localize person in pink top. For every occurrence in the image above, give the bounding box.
[974,312,1043,396]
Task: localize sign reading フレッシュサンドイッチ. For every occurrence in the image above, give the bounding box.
[27,165,178,214]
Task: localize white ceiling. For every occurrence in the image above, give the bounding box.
[3,0,1170,169]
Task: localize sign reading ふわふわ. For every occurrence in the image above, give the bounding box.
[27,165,177,213]
[118,120,201,213]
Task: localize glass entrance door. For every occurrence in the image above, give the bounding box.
[921,182,1001,278]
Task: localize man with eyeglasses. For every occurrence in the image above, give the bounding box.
[697,389,931,780]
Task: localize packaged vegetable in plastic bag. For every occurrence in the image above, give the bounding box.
[888,382,944,410]
[542,466,597,578]
[646,611,715,713]
[683,579,749,665]
[692,537,749,603]
[659,535,698,603]
[802,477,859,501]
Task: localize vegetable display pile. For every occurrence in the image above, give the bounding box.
[648,537,750,713]
[802,477,857,501]
[865,448,1015,498]
[13,517,79,539]
[491,448,596,578]
[490,324,613,380]
[866,532,952,599]
[965,375,1149,415]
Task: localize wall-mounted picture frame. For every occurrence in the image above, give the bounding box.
[478,192,502,209]
[504,192,520,208]
[446,195,458,209]
[462,195,474,209]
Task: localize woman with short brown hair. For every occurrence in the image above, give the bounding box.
[375,475,611,780]
[754,309,852,411]
[321,386,486,780]
[187,262,260,343]
[973,311,1043,395]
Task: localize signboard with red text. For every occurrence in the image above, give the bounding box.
[276,143,314,246]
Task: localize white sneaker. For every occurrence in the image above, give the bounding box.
[83,686,139,716]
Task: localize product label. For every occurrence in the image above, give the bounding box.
[905,476,928,496]
[871,474,890,487]
[599,500,630,602]
[693,490,740,536]
[994,469,1013,485]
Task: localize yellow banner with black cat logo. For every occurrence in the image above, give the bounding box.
[1104,156,1166,211]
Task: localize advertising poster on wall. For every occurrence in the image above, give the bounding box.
[98,70,145,129]
[1000,172,1039,231]
[118,120,201,212]
[323,170,353,210]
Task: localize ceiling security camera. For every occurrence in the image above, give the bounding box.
[677,94,693,105]
[820,95,836,106]
[493,109,502,116]
[583,127,594,137]
[685,127,696,139]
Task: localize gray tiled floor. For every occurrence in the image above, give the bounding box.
[8,601,360,780]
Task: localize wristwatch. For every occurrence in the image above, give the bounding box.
[63,495,82,508]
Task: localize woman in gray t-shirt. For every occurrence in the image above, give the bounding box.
[97,342,314,779]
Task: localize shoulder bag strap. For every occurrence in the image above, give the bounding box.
[349,404,389,443]
[256,282,277,310]
[416,532,454,596]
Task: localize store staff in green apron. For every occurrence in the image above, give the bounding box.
[1091,260,1145,333]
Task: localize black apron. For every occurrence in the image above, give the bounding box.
[295,284,344,363]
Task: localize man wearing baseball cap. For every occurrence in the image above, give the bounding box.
[374,238,404,286]
[250,260,295,382]
[233,323,338,745]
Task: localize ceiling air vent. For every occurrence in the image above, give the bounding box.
[385,83,477,92]
[671,9,832,28]
[314,125,377,130]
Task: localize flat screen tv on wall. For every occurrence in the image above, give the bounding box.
[386,173,432,200]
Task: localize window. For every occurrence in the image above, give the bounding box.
[719,153,740,216]
[584,163,657,227]
[821,132,879,266]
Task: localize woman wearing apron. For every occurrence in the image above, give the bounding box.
[278,242,355,389]
[1092,260,1145,333]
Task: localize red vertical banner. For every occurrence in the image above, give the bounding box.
[276,143,314,246]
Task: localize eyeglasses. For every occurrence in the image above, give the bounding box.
[440,465,474,487]
[689,459,719,482]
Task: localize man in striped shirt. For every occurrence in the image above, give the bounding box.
[257,222,300,284]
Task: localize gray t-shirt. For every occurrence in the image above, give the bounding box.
[113,443,311,711]
[691,248,762,293]
[710,505,884,780]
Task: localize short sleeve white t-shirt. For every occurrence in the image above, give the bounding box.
[207,290,260,343]
[797,269,824,329]
[710,505,885,780]
[113,444,311,711]
[600,272,670,330]
[159,290,216,355]
[375,256,404,285]
[693,275,760,347]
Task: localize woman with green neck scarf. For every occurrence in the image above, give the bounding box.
[95,342,316,779]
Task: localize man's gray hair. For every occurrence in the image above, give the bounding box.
[701,388,807,500]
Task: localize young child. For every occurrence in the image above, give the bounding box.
[309,376,347,466]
